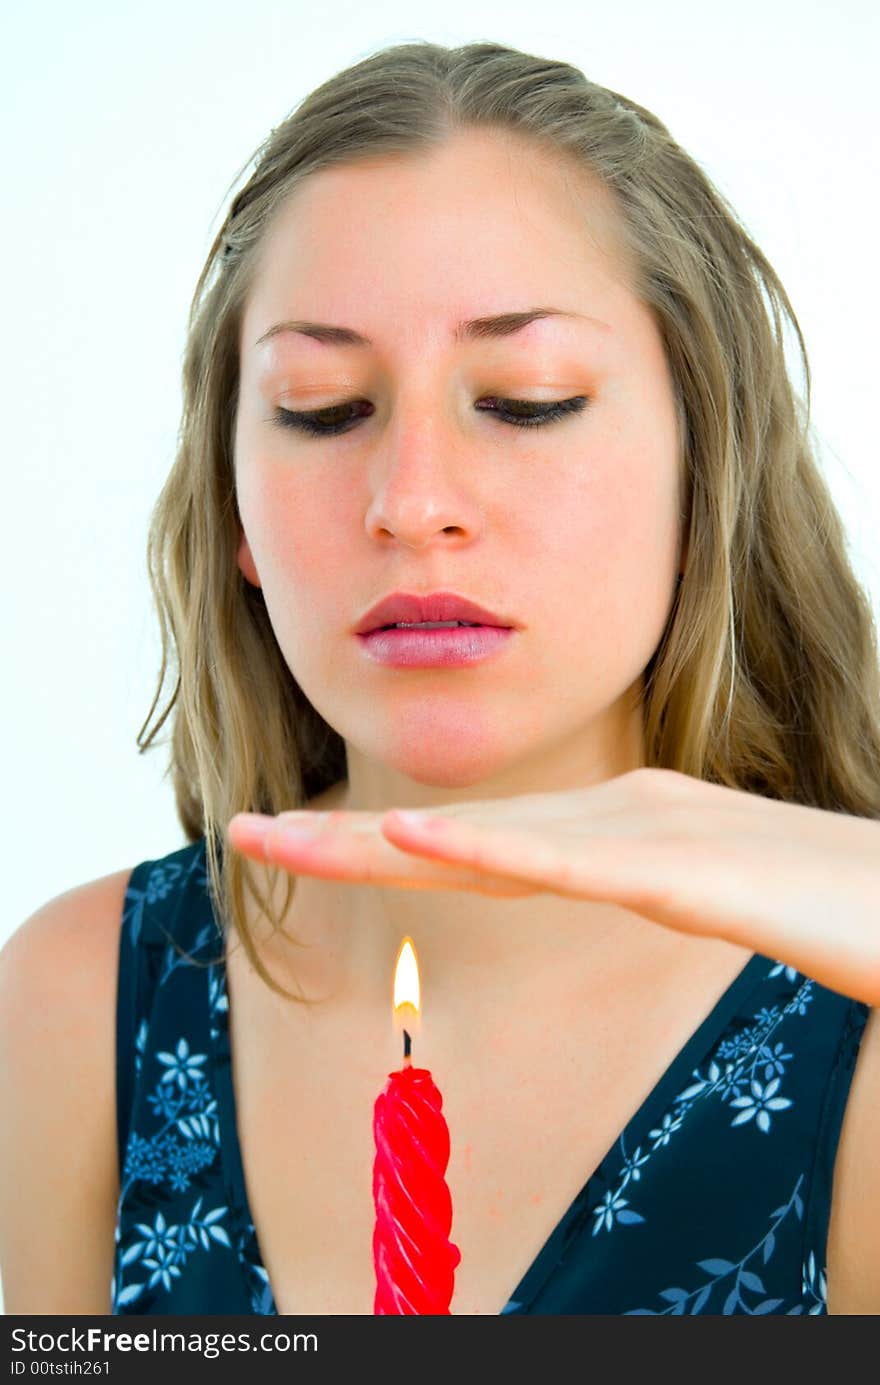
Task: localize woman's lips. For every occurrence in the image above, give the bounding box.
[354,590,515,634]
[356,624,514,667]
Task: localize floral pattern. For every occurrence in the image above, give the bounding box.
[112,842,245,1312]
[114,839,868,1315]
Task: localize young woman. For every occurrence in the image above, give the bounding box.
[2,40,879,1317]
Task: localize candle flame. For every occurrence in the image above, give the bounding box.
[393,936,420,1028]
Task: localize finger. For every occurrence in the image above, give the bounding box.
[380,808,662,905]
[227,813,533,896]
[379,810,573,896]
[228,811,422,883]
[258,821,534,896]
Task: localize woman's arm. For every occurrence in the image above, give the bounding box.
[0,868,131,1313]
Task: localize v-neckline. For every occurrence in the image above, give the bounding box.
[210,941,769,1316]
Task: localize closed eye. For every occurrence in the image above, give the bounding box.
[270,395,590,437]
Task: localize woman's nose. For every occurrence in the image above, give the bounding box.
[362,409,485,548]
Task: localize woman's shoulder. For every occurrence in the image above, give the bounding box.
[0,834,212,1074]
[0,863,137,1116]
[0,865,136,1311]
[0,864,135,1011]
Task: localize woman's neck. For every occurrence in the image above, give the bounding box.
[235,720,665,1011]
[234,827,684,1024]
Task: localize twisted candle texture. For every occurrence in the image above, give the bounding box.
[372,1064,462,1314]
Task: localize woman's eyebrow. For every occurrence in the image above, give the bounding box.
[254,306,609,349]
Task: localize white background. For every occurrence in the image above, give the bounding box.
[3,0,878,949]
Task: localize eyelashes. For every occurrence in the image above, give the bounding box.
[270,395,590,438]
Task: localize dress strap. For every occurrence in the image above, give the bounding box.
[114,840,223,1182]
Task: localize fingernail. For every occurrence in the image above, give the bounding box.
[391,810,435,828]
[229,813,274,838]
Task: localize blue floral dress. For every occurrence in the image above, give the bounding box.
[112,837,868,1315]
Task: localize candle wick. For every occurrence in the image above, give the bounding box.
[403,1028,412,1063]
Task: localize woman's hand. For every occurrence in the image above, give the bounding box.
[227,768,880,1007]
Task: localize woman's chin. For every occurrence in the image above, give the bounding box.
[371,736,530,791]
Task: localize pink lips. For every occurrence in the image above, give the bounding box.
[353,589,517,668]
[357,623,514,668]
[354,589,514,635]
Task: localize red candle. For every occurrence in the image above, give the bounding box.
[372,936,461,1314]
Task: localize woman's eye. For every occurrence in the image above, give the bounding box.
[271,395,590,437]
[272,399,374,436]
[476,396,590,429]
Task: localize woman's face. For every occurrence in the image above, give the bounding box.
[234,127,686,794]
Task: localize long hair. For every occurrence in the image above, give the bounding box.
[137,39,880,1000]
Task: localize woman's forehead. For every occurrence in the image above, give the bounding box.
[251,130,629,288]
[240,141,641,366]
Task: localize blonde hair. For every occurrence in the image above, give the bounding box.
[138,39,880,1000]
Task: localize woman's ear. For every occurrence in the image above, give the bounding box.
[237,529,262,587]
